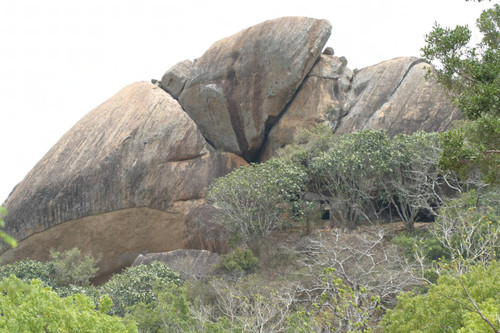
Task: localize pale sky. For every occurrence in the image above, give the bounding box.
[0,0,497,202]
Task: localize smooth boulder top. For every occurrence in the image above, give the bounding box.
[179,16,332,161]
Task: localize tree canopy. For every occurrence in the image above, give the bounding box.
[422,4,500,185]
[421,4,499,120]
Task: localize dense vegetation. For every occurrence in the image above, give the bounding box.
[0,3,498,332]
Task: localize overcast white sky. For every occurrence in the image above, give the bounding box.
[0,0,497,202]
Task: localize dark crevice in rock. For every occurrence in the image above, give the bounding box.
[254,63,316,163]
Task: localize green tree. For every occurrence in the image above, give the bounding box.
[0,259,58,289]
[421,4,499,120]
[126,281,222,333]
[0,276,137,332]
[381,262,500,332]
[222,247,259,273]
[422,4,500,184]
[208,158,308,252]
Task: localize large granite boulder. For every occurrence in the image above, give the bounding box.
[260,54,353,160]
[132,249,222,280]
[1,82,246,280]
[335,57,461,136]
[178,17,332,161]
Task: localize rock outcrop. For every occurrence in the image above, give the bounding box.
[335,57,461,136]
[261,56,460,160]
[260,54,353,160]
[178,17,332,161]
[1,17,461,282]
[1,82,245,279]
[132,249,222,280]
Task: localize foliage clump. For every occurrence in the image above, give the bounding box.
[0,259,58,289]
[100,261,183,316]
[49,247,100,287]
[381,262,500,332]
[422,4,500,185]
[440,115,500,184]
[283,126,452,231]
[421,4,499,120]
[208,158,308,252]
[0,247,101,293]
[0,276,137,332]
[222,247,259,273]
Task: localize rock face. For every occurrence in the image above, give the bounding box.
[1,82,246,279]
[160,59,194,99]
[335,57,461,136]
[132,249,222,280]
[261,56,460,160]
[178,17,332,161]
[260,54,353,160]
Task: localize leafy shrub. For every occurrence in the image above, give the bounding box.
[0,275,137,332]
[49,247,100,287]
[381,262,500,332]
[391,230,450,262]
[222,248,259,272]
[440,116,500,185]
[125,282,213,333]
[56,284,101,304]
[100,261,183,316]
[0,247,101,292]
[308,129,393,227]
[287,128,449,230]
[0,259,58,289]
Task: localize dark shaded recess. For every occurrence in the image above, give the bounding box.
[223,56,249,159]
[333,80,340,99]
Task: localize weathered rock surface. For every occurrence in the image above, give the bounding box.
[1,82,246,279]
[132,249,222,280]
[335,57,461,136]
[160,59,194,99]
[260,54,353,160]
[178,17,332,161]
[261,56,460,160]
